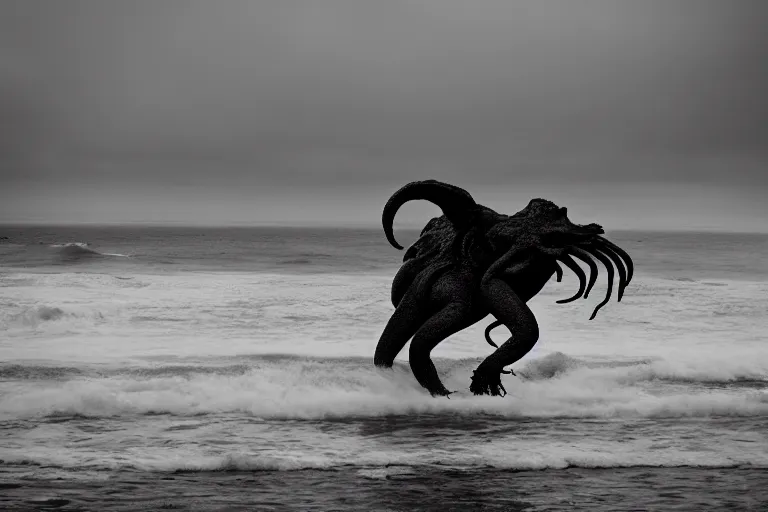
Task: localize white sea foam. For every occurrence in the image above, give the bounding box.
[3,438,767,473]
[2,268,768,420]
[1,354,766,420]
[8,305,66,325]
[2,271,767,366]
[2,303,108,330]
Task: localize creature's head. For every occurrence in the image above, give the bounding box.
[499,198,604,254]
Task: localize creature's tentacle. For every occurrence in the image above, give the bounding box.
[484,319,503,348]
[409,301,475,397]
[412,260,456,307]
[584,247,614,320]
[554,262,563,282]
[382,180,477,250]
[391,259,420,308]
[597,236,634,285]
[374,289,427,368]
[390,244,442,307]
[592,242,627,301]
[567,247,599,298]
[555,254,587,304]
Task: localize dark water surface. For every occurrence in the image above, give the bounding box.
[1,467,767,511]
[2,225,768,279]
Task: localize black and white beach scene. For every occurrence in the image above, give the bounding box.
[1,2,767,510]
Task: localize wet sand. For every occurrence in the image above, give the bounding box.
[1,466,767,511]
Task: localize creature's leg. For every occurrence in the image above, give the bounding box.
[409,301,474,396]
[374,289,425,368]
[471,277,539,396]
[391,260,419,307]
[390,246,439,307]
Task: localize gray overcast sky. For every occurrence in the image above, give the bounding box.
[1,0,767,230]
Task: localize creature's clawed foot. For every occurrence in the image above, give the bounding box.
[470,366,509,396]
[428,385,453,398]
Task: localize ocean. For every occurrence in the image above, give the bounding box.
[1,225,768,511]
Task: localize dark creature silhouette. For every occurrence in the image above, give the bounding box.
[374,180,634,397]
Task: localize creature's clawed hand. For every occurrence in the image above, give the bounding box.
[469,365,509,397]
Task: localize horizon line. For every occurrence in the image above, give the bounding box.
[1,220,767,235]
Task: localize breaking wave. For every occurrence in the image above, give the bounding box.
[50,242,91,248]
[3,305,66,327]
[1,353,767,420]
[3,304,105,328]
[25,305,65,322]
[52,242,129,261]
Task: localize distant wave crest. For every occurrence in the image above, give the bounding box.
[51,242,129,260]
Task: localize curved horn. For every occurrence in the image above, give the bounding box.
[556,254,587,304]
[585,247,614,320]
[597,236,633,285]
[593,242,628,301]
[382,180,477,250]
[554,261,563,282]
[568,247,599,299]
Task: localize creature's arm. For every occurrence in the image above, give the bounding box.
[481,247,540,349]
[484,256,564,348]
[471,243,540,396]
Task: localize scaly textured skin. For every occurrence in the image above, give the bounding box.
[374,180,634,397]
